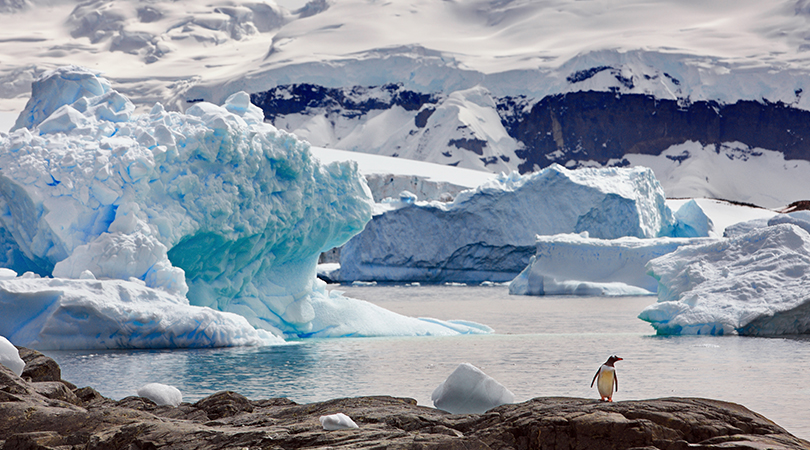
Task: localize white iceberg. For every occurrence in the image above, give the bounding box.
[431,363,515,414]
[319,413,359,430]
[509,233,716,296]
[0,66,490,349]
[138,382,183,407]
[725,211,810,238]
[639,223,810,336]
[0,276,277,350]
[0,335,24,376]
[341,165,677,283]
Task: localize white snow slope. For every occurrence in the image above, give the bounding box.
[3,0,809,111]
[2,1,810,203]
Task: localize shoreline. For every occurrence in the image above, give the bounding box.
[2,347,809,450]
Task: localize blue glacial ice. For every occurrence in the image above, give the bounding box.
[639,223,810,336]
[0,66,489,349]
[340,165,678,283]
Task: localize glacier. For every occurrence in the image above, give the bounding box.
[638,223,810,336]
[339,165,677,283]
[0,66,489,350]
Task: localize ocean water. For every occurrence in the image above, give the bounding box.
[46,284,810,441]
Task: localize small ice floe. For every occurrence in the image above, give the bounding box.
[351,281,377,286]
[431,363,515,414]
[319,412,359,430]
[0,335,24,376]
[137,382,183,407]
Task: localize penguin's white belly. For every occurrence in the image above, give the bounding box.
[597,367,615,398]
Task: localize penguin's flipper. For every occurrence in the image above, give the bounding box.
[590,368,600,388]
[614,371,619,392]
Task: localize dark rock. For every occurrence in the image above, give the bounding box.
[194,390,254,420]
[250,83,439,122]
[251,83,810,177]
[1,353,808,450]
[16,347,61,382]
[500,91,810,173]
[30,381,80,405]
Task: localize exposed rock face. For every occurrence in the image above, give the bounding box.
[1,351,808,450]
[502,92,810,173]
[252,84,810,174]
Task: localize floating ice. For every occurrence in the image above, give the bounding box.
[341,165,677,283]
[0,335,24,376]
[0,276,279,350]
[431,363,515,414]
[639,223,810,336]
[509,232,716,296]
[319,413,359,430]
[138,382,183,407]
[671,199,714,238]
[0,66,489,349]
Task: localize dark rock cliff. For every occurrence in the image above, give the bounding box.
[250,83,810,174]
[502,91,810,173]
[2,349,809,449]
[250,83,439,122]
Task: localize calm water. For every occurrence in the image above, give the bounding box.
[46,285,810,440]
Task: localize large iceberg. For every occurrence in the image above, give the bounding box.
[509,233,716,296]
[340,165,677,283]
[639,223,810,336]
[0,66,488,349]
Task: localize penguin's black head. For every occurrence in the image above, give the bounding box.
[606,355,623,365]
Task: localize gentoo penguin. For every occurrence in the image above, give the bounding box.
[590,355,623,402]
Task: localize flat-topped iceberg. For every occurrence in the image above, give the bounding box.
[0,66,489,349]
[639,223,810,336]
[340,165,677,283]
[509,233,717,296]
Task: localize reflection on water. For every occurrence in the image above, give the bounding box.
[47,284,810,441]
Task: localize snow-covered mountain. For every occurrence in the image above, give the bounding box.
[2,0,810,207]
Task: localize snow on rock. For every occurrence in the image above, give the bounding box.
[639,223,810,336]
[626,142,810,210]
[319,413,359,430]
[431,363,515,414]
[0,66,489,348]
[340,165,676,283]
[509,233,716,297]
[138,382,183,407]
[264,85,521,173]
[0,335,24,376]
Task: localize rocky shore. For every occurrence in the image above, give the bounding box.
[2,348,809,450]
